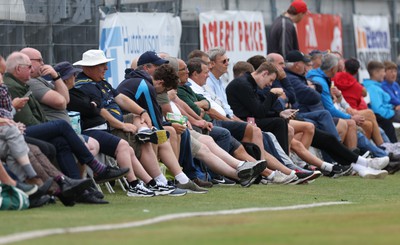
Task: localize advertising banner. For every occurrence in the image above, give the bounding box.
[296,13,343,55]
[353,15,391,81]
[99,12,181,87]
[200,11,266,83]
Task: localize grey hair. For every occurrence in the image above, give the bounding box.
[285,62,295,69]
[320,53,339,71]
[164,56,179,73]
[265,56,275,62]
[5,52,28,73]
[207,47,226,61]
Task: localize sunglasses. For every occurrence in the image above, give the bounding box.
[221,58,230,64]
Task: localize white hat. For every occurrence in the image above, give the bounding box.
[73,49,114,66]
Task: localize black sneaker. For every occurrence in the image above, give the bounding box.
[327,165,353,178]
[211,176,236,186]
[94,166,129,184]
[148,182,175,196]
[384,161,400,174]
[16,182,38,196]
[135,129,169,144]
[290,171,322,185]
[127,181,155,197]
[58,176,92,198]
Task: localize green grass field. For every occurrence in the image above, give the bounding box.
[1,174,400,245]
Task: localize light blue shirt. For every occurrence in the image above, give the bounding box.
[205,72,234,117]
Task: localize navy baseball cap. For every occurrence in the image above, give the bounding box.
[137,51,169,66]
[286,50,311,63]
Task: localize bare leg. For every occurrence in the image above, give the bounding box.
[336,119,348,143]
[289,120,314,149]
[164,126,180,158]
[344,119,357,149]
[86,137,100,157]
[290,138,323,168]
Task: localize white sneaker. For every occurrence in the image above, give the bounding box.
[357,166,388,179]
[366,156,390,170]
[260,171,297,185]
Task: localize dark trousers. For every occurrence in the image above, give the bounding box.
[25,120,94,179]
[375,113,398,143]
[255,117,289,154]
[311,128,358,165]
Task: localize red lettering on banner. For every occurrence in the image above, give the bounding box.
[202,24,209,51]
[258,22,264,51]
[237,21,264,52]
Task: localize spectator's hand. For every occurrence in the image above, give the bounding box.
[279,109,298,121]
[277,66,286,80]
[395,105,400,111]
[171,122,186,134]
[121,123,137,133]
[330,86,342,97]
[351,114,365,126]
[270,88,284,96]
[39,64,58,78]
[0,118,15,126]
[140,112,153,128]
[12,97,29,111]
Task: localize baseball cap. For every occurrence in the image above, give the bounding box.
[291,0,309,14]
[286,50,311,63]
[309,50,328,57]
[137,51,169,66]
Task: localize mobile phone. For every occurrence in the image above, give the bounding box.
[23,91,32,98]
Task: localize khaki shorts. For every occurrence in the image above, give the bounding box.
[110,113,142,159]
[189,130,203,157]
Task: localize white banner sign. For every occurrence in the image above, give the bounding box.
[353,15,391,81]
[200,11,266,83]
[99,12,182,87]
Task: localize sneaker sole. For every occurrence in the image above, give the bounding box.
[23,185,39,196]
[290,171,322,185]
[153,189,175,196]
[211,180,236,186]
[361,171,388,179]
[168,191,187,197]
[237,160,267,180]
[127,192,155,197]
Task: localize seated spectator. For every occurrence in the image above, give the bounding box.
[363,61,400,142]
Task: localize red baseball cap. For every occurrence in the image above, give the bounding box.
[291,0,309,14]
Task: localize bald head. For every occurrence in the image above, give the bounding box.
[266,53,285,69]
[5,52,32,82]
[21,47,43,77]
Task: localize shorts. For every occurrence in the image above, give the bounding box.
[189,130,203,156]
[212,120,246,141]
[83,130,120,157]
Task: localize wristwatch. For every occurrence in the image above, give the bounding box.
[52,72,61,81]
[140,109,147,116]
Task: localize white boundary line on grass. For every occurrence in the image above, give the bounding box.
[0,201,351,244]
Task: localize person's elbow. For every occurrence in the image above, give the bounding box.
[51,97,67,110]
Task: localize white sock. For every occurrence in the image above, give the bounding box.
[175,172,189,184]
[356,156,368,167]
[138,127,150,132]
[266,171,276,180]
[321,162,333,172]
[237,161,246,169]
[154,174,168,185]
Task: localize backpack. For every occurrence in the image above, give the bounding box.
[0,184,30,210]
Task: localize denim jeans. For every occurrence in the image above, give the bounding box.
[179,129,205,180]
[357,131,388,157]
[299,110,341,141]
[25,120,94,179]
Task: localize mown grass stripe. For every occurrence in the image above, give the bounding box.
[0,201,351,244]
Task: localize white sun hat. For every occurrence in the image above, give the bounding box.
[73,49,114,66]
